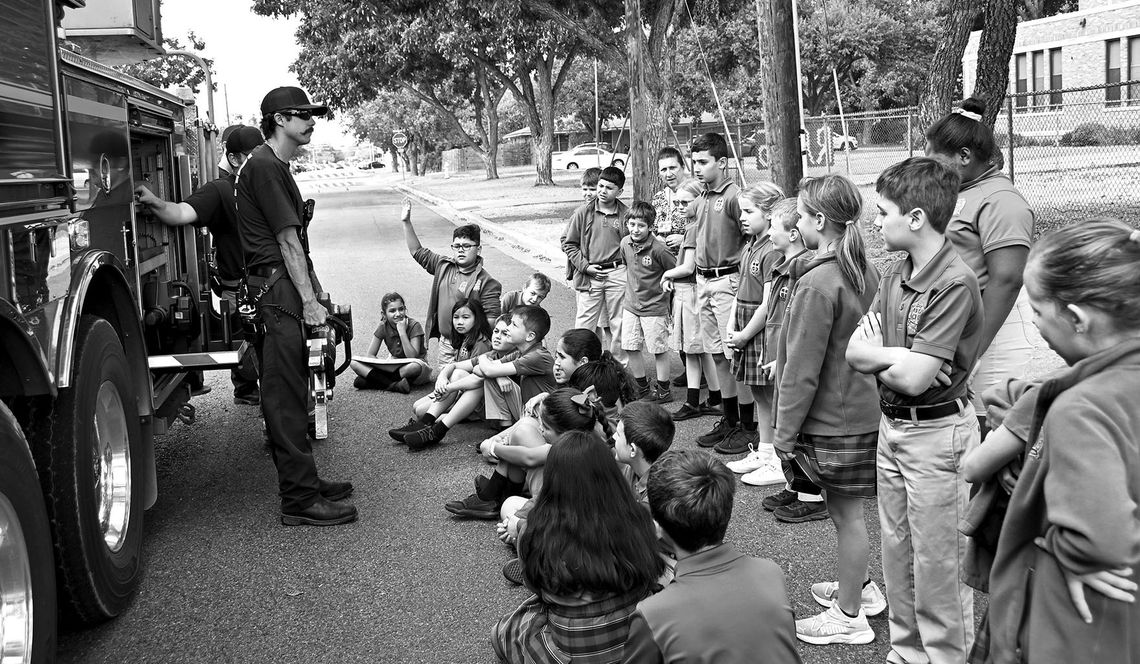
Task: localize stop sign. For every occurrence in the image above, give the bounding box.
[392,131,408,150]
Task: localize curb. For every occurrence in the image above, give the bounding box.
[394,183,566,278]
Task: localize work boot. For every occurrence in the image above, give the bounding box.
[280,496,358,526]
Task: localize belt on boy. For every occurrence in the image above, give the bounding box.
[591,259,624,270]
[696,264,739,279]
[879,397,968,422]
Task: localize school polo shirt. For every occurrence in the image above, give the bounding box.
[694,179,743,269]
[947,167,1034,291]
[481,343,557,403]
[372,317,427,360]
[736,236,779,303]
[561,199,630,290]
[873,239,984,407]
[619,235,676,317]
[673,223,698,285]
[235,143,306,271]
[763,249,809,364]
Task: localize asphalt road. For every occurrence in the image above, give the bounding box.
[57,183,898,664]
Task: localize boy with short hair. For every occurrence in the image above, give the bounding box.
[613,401,676,505]
[400,198,502,366]
[620,202,677,402]
[623,450,802,664]
[500,272,551,314]
[562,166,630,358]
[470,304,556,428]
[689,134,746,449]
[846,156,983,660]
[580,167,602,201]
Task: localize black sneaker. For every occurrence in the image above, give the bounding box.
[502,558,525,586]
[233,393,260,406]
[405,425,441,451]
[762,488,799,511]
[774,500,830,523]
[672,402,702,421]
[653,383,673,404]
[635,382,653,401]
[444,493,500,520]
[714,428,758,454]
[671,373,687,387]
[699,401,723,416]
[388,418,423,443]
[696,418,732,447]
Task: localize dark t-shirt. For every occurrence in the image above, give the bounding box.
[372,317,427,360]
[185,171,243,281]
[235,144,306,270]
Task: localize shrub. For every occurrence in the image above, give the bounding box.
[1060,122,1109,147]
[869,117,908,145]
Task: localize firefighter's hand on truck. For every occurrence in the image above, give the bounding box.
[302,298,328,326]
[133,184,159,207]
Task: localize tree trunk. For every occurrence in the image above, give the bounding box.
[389,146,400,172]
[755,0,803,196]
[529,59,558,187]
[917,0,982,134]
[626,0,673,202]
[972,0,1018,128]
[474,61,501,180]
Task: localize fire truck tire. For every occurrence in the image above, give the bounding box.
[42,315,144,625]
[0,401,57,663]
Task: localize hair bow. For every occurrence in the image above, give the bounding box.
[953,107,982,122]
[570,386,602,417]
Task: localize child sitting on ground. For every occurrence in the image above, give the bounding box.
[492,431,664,664]
[623,450,802,664]
[388,300,498,448]
[445,387,613,520]
[349,291,431,393]
[501,272,551,314]
[613,401,676,505]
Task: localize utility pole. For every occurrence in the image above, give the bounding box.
[754,0,804,195]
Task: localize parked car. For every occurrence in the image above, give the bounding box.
[552,145,628,170]
[568,141,614,152]
[741,128,858,153]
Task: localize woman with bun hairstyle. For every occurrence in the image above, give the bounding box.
[924,97,1036,430]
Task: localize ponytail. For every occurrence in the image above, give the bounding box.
[543,387,617,446]
[799,175,868,294]
[568,350,638,407]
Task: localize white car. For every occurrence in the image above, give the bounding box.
[552,145,628,170]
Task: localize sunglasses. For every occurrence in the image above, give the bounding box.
[279,110,315,121]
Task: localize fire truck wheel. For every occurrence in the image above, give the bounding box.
[0,401,57,663]
[42,315,143,625]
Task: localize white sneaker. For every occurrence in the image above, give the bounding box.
[810,580,887,617]
[741,462,785,486]
[726,444,774,473]
[795,600,874,645]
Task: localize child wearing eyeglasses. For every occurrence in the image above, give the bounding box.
[399,197,503,365]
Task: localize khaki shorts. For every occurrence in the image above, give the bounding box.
[670,281,710,353]
[697,273,739,359]
[620,311,670,354]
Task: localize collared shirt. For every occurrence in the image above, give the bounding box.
[562,199,630,290]
[477,342,557,404]
[372,317,427,360]
[619,235,676,317]
[694,179,743,269]
[763,248,809,365]
[623,544,802,664]
[650,186,688,240]
[736,236,779,303]
[947,166,1034,291]
[872,238,983,407]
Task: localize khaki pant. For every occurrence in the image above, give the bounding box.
[574,266,626,357]
[877,408,979,664]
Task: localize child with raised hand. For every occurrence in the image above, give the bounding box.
[730,198,813,489]
[613,401,676,505]
[444,387,614,520]
[663,179,724,422]
[844,157,981,659]
[349,291,431,393]
[492,431,664,664]
[623,450,802,664]
[716,181,785,458]
[971,219,1140,664]
[500,272,551,314]
[772,174,881,644]
[620,201,677,402]
[388,299,497,446]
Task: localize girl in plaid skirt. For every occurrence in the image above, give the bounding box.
[492,431,664,664]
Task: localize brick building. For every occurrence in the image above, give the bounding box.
[962,0,1140,136]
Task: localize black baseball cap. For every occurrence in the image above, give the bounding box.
[225,125,265,154]
[260,86,329,116]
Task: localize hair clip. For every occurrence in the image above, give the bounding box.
[953,108,982,122]
[1130,229,1140,244]
[570,386,601,416]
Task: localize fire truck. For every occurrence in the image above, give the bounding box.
[0,1,267,660]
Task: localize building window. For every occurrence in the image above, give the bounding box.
[1130,37,1140,105]
[1032,50,1046,110]
[1107,40,1122,106]
[1015,53,1028,109]
[1049,48,1063,109]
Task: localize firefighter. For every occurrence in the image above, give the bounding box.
[134,125,265,406]
[235,87,357,526]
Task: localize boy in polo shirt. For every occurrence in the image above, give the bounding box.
[690,133,746,448]
[846,157,983,663]
[400,199,502,366]
[624,450,802,664]
[500,272,551,314]
[619,202,677,402]
[562,166,630,358]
